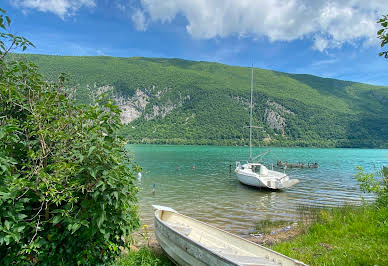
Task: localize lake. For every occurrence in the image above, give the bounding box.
[129,145,388,236]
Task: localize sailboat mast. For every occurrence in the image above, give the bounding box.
[249,65,253,162]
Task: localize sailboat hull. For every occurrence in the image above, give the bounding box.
[236,171,267,188]
[235,163,299,190]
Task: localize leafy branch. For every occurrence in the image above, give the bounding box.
[377,14,388,58]
[356,166,388,206]
[0,8,34,60]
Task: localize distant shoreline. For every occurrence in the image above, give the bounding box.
[126,140,388,149]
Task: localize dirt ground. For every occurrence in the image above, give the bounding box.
[129,226,164,254]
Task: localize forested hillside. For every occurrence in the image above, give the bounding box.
[10,54,388,148]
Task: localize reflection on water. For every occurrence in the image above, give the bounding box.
[129,145,388,236]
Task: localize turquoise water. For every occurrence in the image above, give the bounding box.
[129,145,388,235]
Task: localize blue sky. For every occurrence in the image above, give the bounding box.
[2,0,388,86]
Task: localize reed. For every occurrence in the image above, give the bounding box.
[255,219,293,234]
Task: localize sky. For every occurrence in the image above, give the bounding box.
[2,0,388,86]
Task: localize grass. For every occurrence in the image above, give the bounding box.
[114,247,172,266]
[255,219,293,234]
[271,204,388,265]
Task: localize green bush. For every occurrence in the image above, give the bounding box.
[356,166,388,206]
[0,10,139,265]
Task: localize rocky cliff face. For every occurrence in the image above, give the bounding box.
[232,95,251,110]
[92,85,297,135]
[142,90,189,121]
[91,85,150,124]
[116,90,149,124]
[92,85,189,124]
[232,95,296,132]
[144,101,175,120]
[264,100,295,131]
[264,109,286,131]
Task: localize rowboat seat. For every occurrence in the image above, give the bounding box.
[210,247,280,266]
[209,247,236,255]
[165,222,192,236]
[223,254,280,266]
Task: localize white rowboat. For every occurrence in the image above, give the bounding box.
[154,206,306,266]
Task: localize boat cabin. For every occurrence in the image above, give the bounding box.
[248,163,269,175]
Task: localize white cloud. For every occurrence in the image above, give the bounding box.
[131,9,148,31]
[311,58,338,66]
[136,0,388,52]
[313,36,329,52]
[13,0,95,19]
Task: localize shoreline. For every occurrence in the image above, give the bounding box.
[121,203,388,265]
[128,213,310,259]
[126,141,388,149]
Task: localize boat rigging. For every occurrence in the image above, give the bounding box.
[235,66,300,190]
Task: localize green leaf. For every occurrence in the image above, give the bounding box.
[52,216,61,224]
[4,235,11,245]
[4,220,11,230]
[71,223,81,233]
[97,214,105,228]
[96,180,104,188]
[113,191,118,201]
[16,226,25,233]
[17,214,27,220]
[80,220,89,227]
[5,16,10,26]
[90,168,97,178]
[88,146,96,157]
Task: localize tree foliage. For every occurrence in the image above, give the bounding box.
[0,10,139,265]
[0,8,34,60]
[356,166,388,206]
[377,14,388,58]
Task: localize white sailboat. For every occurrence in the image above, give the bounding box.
[235,66,299,190]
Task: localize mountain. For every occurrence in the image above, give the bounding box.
[10,53,388,148]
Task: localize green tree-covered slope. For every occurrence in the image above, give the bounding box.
[10,54,388,148]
